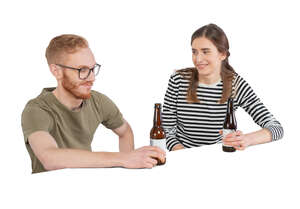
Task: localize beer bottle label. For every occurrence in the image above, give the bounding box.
[150,138,167,151]
[222,129,234,148]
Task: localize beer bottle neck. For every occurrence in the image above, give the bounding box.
[153,105,162,127]
[226,97,234,114]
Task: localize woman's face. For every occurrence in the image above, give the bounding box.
[192,37,226,78]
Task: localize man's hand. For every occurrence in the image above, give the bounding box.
[121,146,166,168]
[172,144,185,151]
[221,130,251,150]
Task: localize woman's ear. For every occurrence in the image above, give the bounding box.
[220,52,227,61]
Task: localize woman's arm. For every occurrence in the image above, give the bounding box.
[235,75,284,141]
[222,129,272,150]
[162,73,184,151]
[222,76,284,150]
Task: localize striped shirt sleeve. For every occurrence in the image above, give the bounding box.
[235,76,284,141]
[162,73,182,151]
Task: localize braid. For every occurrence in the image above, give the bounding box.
[219,56,236,103]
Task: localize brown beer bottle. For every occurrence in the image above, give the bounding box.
[150,103,166,165]
[222,96,237,152]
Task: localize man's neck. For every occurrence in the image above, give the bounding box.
[52,86,83,111]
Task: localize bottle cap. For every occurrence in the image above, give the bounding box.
[154,103,161,108]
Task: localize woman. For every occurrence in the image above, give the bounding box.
[162,24,284,151]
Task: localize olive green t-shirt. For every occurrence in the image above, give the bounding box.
[21,88,124,174]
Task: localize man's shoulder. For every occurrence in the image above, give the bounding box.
[91,90,104,98]
[90,90,113,103]
[23,88,55,111]
[89,90,120,112]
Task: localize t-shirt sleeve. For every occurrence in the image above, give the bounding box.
[21,106,53,143]
[234,75,284,141]
[99,94,124,130]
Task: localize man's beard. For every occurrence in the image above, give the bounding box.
[61,73,93,99]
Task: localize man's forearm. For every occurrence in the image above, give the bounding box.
[43,148,126,171]
[245,128,272,146]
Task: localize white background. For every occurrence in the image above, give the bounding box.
[1,0,299,208]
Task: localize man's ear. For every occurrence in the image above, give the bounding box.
[49,64,63,80]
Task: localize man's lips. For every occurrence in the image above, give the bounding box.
[80,82,93,89]
[81,82,93,87]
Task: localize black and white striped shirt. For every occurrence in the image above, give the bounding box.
[162,71,284,151]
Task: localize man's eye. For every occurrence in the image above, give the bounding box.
[81,68,89,72]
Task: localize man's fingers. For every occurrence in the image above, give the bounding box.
[147,157,158,166]
[141,146,165,153]
[153,146,166,156]
[140,146,155,150]
[146,151,165,162]
[142,146,166,157]
[144,163,154,169]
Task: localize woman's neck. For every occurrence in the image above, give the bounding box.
[198,73,221,85]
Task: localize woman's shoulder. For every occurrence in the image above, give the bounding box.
[233,73,255,97]
[233,73,248,87]
[170,67,195,81]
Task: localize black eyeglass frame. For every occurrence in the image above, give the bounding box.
[55,63,101,80]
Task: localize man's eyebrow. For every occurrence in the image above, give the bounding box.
[78,64,95,69]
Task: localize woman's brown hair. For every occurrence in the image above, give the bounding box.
[178,23,236,104]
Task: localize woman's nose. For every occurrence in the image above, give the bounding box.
[195,54,204,63]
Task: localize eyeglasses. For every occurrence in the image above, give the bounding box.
[56,63,101,80]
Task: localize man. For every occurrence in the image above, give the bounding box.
[21,34,165,173]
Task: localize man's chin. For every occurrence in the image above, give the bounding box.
[78,94,91,99]
[62,83,92,99]
[71,90,91,100]
[76,92,91,99]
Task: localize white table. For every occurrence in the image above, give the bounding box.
[4,141,299,209]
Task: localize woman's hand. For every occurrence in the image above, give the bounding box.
[220,130,251,150]
[172,144,185,151]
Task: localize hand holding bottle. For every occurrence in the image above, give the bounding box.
[220,130,251,150]
[121,146,166,168]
